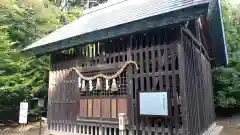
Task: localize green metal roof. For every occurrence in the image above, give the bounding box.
[22,0,228,66]
[22,0,209,52]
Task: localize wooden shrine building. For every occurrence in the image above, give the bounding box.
[22,0,228,135]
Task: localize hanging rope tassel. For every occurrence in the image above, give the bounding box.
[82,80,86,91]
[111,78,118,92]
[96,78,102,90]
[78,77,82,88]
[89,80,93,91]
[105,79,109,91]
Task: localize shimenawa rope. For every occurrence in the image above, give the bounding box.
[70,60,139,81]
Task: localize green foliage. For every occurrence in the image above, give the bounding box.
[0,0,59,121]
[213,57,240,108]
[213,0,240,108]
[0,0,82,121]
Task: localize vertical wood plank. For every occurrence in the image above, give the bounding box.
[117,99,128,114]
[179,30,189,135]
[145,39,150,92]
[69,71,73,122]
[91,126,94,135]
[113,128,117,135]
[141,120,145,135]
[157,46,163,91]
[145,35,151,135]
[151,47,156,90]
[165,47,172,135]
[95,126,98,135]
[171,45,179,135]
[99,126,103,135]
[133,49,140,135]
[93,99,101,117]
[48,70,53,123]
[88,99,93,117]
[109,127,112,135]
[102,99,110,118]
[140,36,144,92]
[58,68,61,123]
[104,127,107,135]
[127,36,134,129]
[83,125,85,135]
[154,118,158,135]
[79,99,87,117]
[111,99,117,118]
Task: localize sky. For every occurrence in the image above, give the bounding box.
[230,0,240,4]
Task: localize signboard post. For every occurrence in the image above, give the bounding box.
[37,99,44,135]
[118,113,126,135]
[19,102,28,135]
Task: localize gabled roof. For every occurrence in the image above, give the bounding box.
[207,0,228,66]
[22,0,228,66]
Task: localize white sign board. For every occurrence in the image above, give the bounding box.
[139,92,168,116]
[118,113,126,130]
[19,102,28,124]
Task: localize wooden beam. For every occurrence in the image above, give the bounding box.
[76,62,124,73]
[195,18,202,44]
[182,27,210,60]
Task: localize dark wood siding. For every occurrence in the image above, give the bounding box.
[179,27,214,135]
[47,22,215,135]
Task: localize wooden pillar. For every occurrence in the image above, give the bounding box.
[178,29,189,135]
[127,36,134,135]
[99,126,103,135]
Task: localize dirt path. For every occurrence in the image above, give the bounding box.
[219,126,240,135]
[11,130,41,135]
[2,127,46,135]
[0,121,46,135]
[217,115,240,135]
